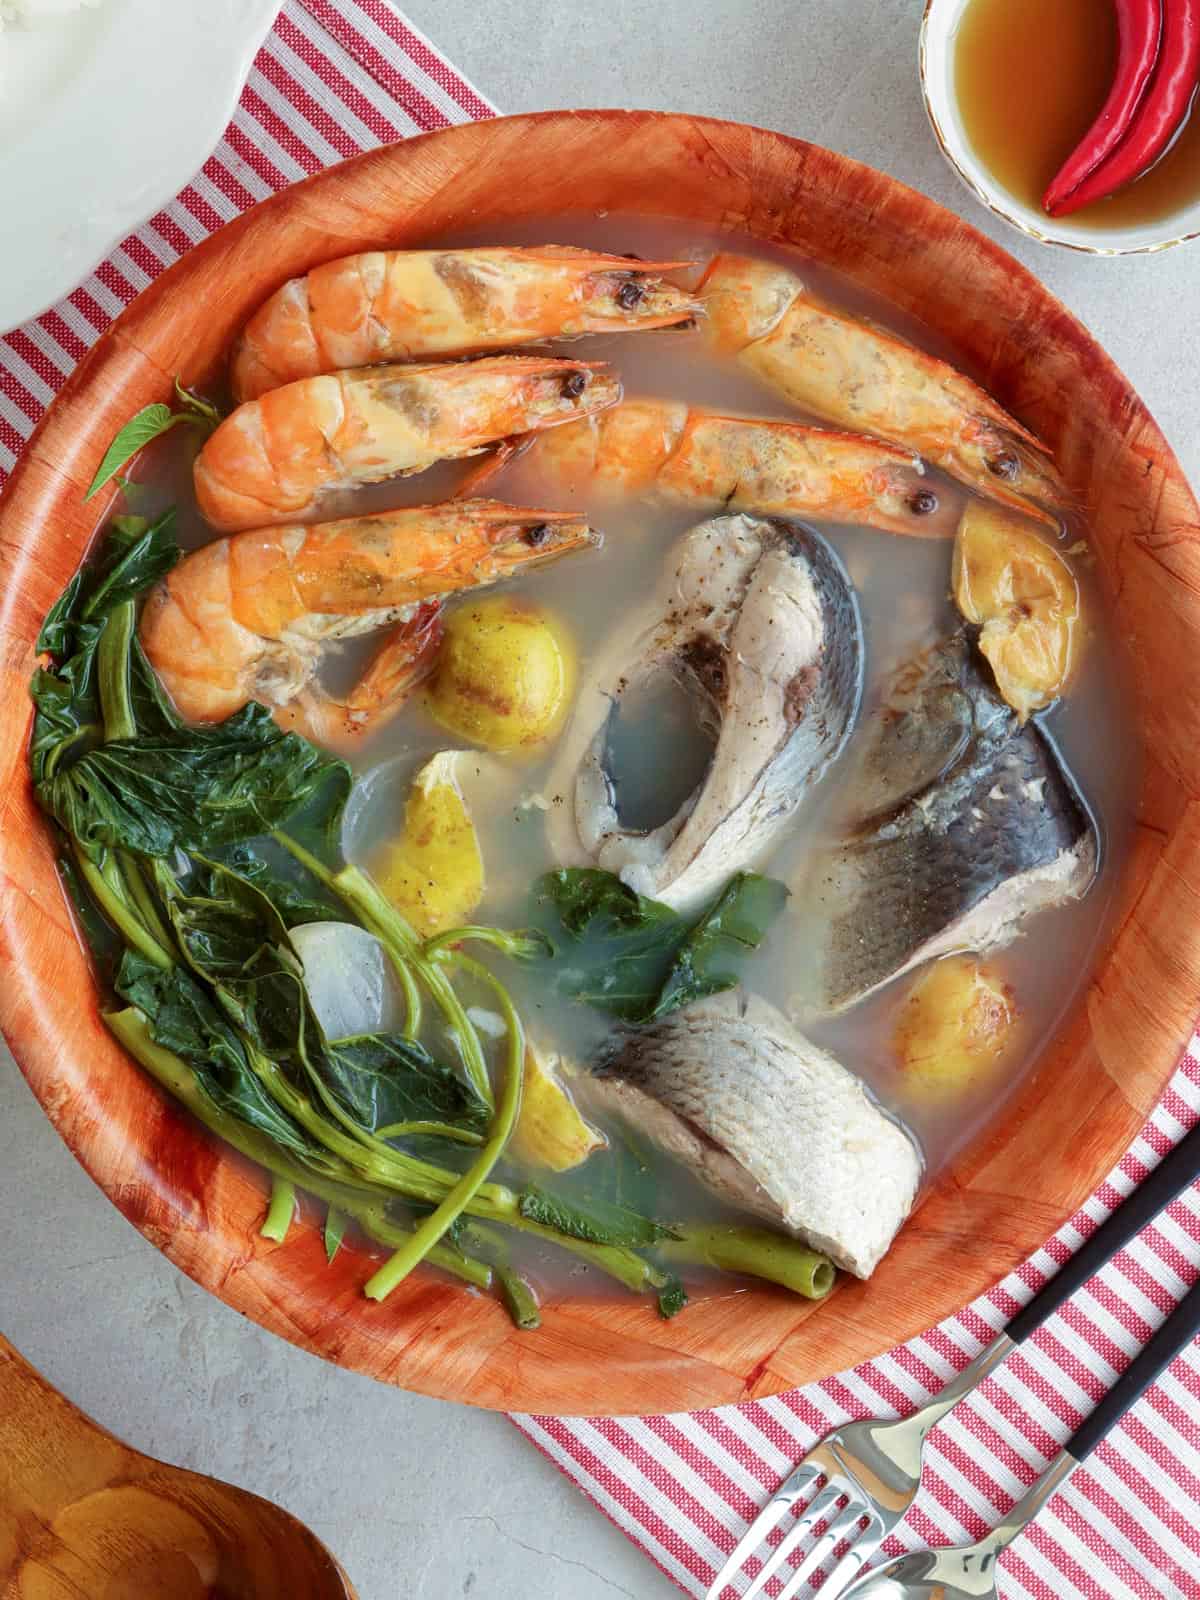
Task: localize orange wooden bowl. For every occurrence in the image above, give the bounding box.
[2,111,1198,1416]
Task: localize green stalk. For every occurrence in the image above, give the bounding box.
[236,1037,482,1205]
[42,721,100,780]
[657,1224,836,1300]
[495,1267,540,1330]
[118,852,174,954]
[72,840,172,970]
[274,835,492,1110]
[363,959,525,1301]
[375,1120,484,1146]
[97,601,136,741]
[422,926,548,961]
[105,1008,492,1290]
[501,1216,653,1293]
[393,957,423,1039]
[261,1177,296,1242]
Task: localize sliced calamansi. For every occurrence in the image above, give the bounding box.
[510,1043,606,1172]
[893,954,1018,1102]
[373,751,484,937]
[952,502,1079,720]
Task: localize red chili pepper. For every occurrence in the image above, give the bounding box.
[1043,0,1163,214]
[1048,0,1200,216]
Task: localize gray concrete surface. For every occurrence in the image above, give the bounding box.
[3,3,1198,1598]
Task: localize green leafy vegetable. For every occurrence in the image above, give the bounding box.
[85,388,221,501]
[39,702,351,861]
[215,841,342,927]
[535,867,788,1022]
[654,872,790,1018]
[31,512,180,787]
[116,948,332,1166]
[653,1272,688,1320]
[518,1184,676,1249]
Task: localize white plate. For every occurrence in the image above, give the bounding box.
[0,0,280,331]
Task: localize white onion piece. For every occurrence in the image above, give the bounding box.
[289,921,400,1039]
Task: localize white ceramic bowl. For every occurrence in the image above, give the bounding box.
[0,0,280,332]
[919,0,1200,255]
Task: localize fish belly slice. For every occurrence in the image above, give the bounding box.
[590,992,922,1278]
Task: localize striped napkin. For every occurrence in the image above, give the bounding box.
[2,8,1199,1598]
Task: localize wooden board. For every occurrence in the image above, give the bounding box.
[1,111,1198,1416]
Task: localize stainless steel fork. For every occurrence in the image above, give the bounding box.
[705,1119,1200,1600]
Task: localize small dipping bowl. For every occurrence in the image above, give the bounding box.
[920,0,1200,255]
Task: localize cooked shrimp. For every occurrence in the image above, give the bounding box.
[194,355,621,533]
[230,246,701,401]
[138,500,598,748]
[700,253,1068,526]
[525,399,960,538]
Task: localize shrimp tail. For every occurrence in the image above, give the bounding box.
[277,600,445,750]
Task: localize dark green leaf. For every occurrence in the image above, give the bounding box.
[535,867,787,1023]
[518,1184,674,1248]
[534,868,688,1021]
[539,867,680,939]
[327,1034,490,1138]
[212,841,341,927]
[654,1273,688,1319]
[36,573,86,657]
[128,639,183,737]
[39,701,351,860]
[56,846,122,983]
[29,647,103,786]
[81,509,179,620]
[30,513,180,786]
[115,950,326,1165]
[652,872,789,1019]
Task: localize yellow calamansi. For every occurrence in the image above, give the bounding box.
[952,502,1079,720]
[373,752,484,937]
[892,954,1018,1102]
[510,1044,606,1172]
[424,594,576,752]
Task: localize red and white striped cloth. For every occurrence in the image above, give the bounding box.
[3,9,1199,1598]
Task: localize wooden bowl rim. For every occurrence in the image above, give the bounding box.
[2,108,1197,1415]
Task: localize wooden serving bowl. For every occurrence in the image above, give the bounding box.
[2,112,1197,1416]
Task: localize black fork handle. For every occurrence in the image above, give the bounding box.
[1067,1273,1200,1462]
[1007,1120,1200,1345]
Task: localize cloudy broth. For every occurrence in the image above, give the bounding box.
[127,215,1138,1301]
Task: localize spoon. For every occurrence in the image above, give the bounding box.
[838,1273,1200,1599]
[0,1332,358,1600]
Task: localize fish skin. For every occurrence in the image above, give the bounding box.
[803,632,1098,1014]
[588,991,922,1278]
[549,513,863,912]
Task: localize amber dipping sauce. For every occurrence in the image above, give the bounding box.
[954,0,1200,229]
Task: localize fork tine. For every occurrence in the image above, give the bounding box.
[738,1486,842,1600]
[806,1529,883,1600]
[705,1464,824,1600]
[773,1504,869,1600]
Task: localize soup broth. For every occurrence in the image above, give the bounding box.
[115,214,1138,1304]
